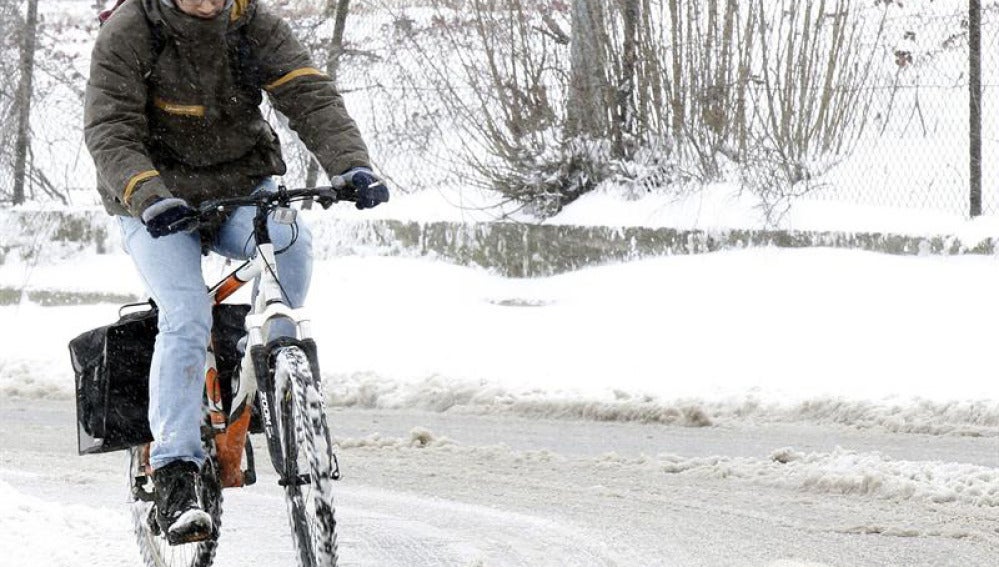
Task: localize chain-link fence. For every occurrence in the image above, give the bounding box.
[0,0,86,206]
[293,0,999,218]
[0,0,23,201]
[796,1,999,216]
[3,0,999,222]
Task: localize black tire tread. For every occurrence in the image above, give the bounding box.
[275,347,339,567]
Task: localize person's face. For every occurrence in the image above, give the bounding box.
[175,0,226,19]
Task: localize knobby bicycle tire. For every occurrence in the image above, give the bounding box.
[273,346,340,567]
[129,445,224,567]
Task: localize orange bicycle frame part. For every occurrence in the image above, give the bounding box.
[204,261,258,488]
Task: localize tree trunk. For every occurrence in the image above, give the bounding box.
[326,0,350,81]
[667,0,684,140]
[616,0,639,156]
[566,0,609,140]
[306,0,353,192]
[13,0,39,205]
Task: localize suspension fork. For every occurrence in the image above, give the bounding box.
[252,337,336,485]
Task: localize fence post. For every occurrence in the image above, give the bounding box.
[970,0,982,217]
[12,0,39,206]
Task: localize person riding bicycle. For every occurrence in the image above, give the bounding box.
[84,0,387,544]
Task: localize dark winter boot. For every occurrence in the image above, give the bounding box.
[153,460,213,545]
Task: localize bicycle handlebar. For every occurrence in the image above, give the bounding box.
[196,176,354,219]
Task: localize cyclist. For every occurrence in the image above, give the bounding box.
[84,0,388,544]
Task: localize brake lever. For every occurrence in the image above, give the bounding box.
[315,188,338,210]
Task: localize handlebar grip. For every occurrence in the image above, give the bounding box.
[367,183,389,204]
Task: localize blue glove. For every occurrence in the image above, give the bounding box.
[141,197,198,238]
[343,167,389,210]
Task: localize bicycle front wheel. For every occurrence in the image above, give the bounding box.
[273,346,340,567]
[128,445,224,567]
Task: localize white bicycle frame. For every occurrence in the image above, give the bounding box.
[196,180,363,442]
[207,222,312,423]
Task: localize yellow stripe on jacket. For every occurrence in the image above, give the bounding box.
[264,68,327,91]
[123,170,160,205]
[153,98,206,118]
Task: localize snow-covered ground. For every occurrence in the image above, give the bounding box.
[2,400,997,567]
[2,218,999,565]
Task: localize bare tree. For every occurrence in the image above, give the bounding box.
[363,0,903,216]
[304,0,352,190]
[614,0,639,155]
[0,0,21,203]
[566,0,609,140]
[12,0,38,205]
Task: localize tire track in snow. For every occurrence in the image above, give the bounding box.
[338,486,623,566]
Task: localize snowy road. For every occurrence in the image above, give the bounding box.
[2,399,997,567]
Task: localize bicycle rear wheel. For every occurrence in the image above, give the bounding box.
[273,346,339,567]
[128,444,224,567]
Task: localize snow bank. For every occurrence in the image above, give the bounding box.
[5,354,995,435]
[3,248,998,435]
[0,479,132,567]
[335,429,999,509]
[656,447,999,508]
[337,427,457,450]
[325,373,999,436]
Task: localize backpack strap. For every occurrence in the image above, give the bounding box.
[98,0,128,24]
[98,0,166,60]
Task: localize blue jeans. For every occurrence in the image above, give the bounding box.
[118,179,313,469]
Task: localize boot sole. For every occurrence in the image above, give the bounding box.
[163,509,214,546]
[165,523,213,546]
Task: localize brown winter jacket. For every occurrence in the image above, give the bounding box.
[84,0,370,216]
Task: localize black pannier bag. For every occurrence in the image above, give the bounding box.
[69,301,250,455]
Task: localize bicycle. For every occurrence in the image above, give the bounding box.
[127,180,375,567]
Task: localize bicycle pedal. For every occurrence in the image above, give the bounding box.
[165,525,212,546]
[277,473,310,487]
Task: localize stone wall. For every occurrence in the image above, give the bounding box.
[1,209,993,278]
